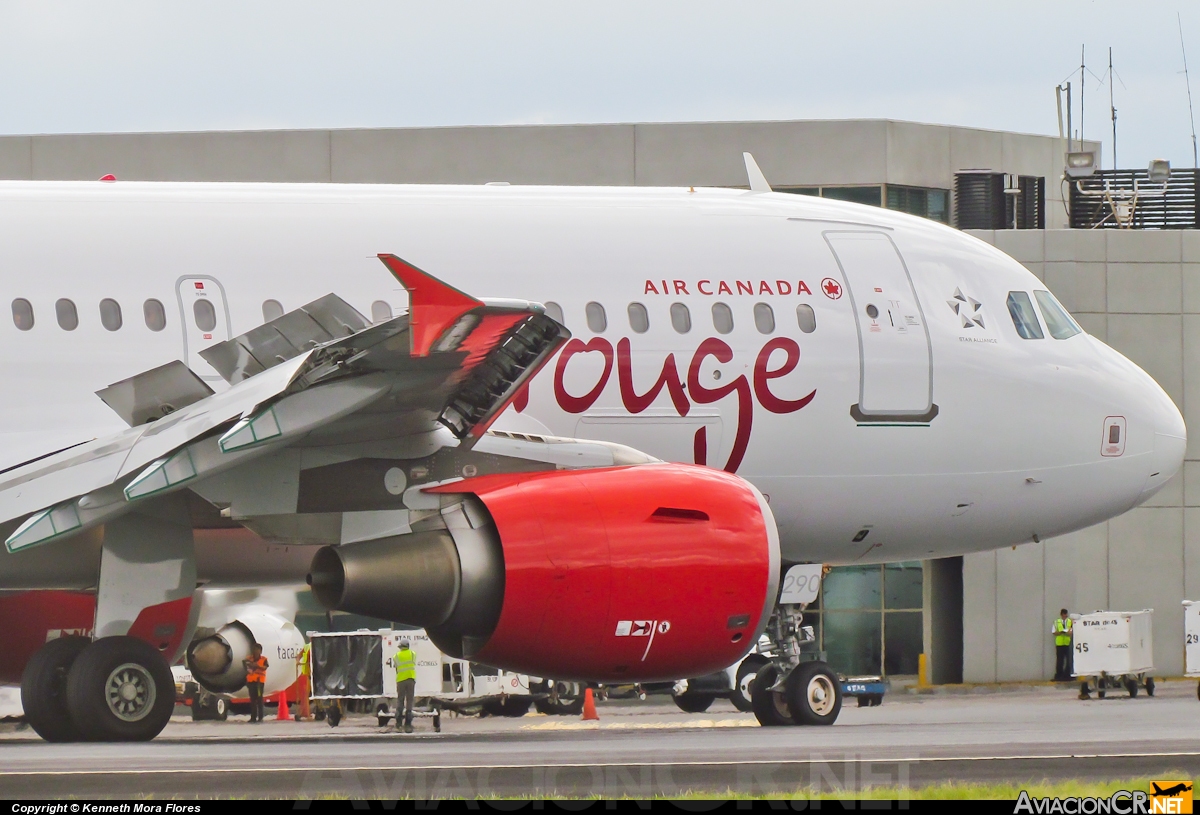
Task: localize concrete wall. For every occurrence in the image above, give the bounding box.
[0,120,1092,217]
[962,229,1198,681]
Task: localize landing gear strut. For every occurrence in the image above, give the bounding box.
[21,635,175,742]
[748,564,842,727]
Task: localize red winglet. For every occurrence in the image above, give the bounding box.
[378,254,483,357]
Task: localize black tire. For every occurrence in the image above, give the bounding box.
[856,696,870,708]
[1125,678,1138,698]
[785,662,842,726]
[214,697,228,721]
[1146,678,1155,698]
[501,697,532,717]
[750,664,794,726]
[376,702,390,727]
[326,703,342,727]
[672,691,715,713]
[65,636,175,742]
[732,656,767,713]
[533,681,584,716]
[21,636,90,742]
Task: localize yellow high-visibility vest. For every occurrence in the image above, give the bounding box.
[395,647,416,682]
[298,643,311,676]
[1054,617,1073,646]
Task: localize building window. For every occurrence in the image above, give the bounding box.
[544,301,564,325]
[585,302,607,333]
[670,303,691,334]
[262,299,284,322]
[193,299,217,333]
[711,302,734,335]
[56,299,78,331]
[371,301,392,323]
[143,299,166,332]
[796,304,817,333]
[806,562,924,677]
[11,299,33,331]
[753,303,775,334]
[627,302,649,334]
[820,186,883,207]
[886,185,951,224]
[99,298,122,331]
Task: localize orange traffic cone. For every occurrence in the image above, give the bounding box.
[581,687,599,721]
[276,689,293,721]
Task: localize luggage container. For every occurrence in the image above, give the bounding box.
[1072,610,1155,700]
[1182,601,1200,699]
[306,628,537,729]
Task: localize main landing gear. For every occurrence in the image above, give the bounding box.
[749,599,843,727]
[21,635,175,742]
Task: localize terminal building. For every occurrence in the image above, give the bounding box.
[3,118,1193,685]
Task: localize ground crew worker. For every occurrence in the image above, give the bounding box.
[297,641,312,720]
[1052,609,1073,681]
[395,639,416,733]
[243,642,269,723]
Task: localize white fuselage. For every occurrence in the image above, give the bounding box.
[0,181,1184,567]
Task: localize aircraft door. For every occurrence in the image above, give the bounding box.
[176,277,232,382]
[824,232,936,422]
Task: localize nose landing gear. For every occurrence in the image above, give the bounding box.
[748,564,843,727]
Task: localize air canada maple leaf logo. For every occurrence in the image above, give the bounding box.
[947,287,984,329]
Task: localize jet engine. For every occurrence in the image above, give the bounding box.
[185,609,305,696]
[308,463,779,682]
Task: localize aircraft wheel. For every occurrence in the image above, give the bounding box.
[21,636,90,742]
[672,690,715,713]
[66,636,175,742]
[731,656,767,713]
[785,662,842,726]
[749,664,794,726]
[533,681,584,716]
[214,697,228,721]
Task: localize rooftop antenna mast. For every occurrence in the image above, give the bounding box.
[1109,47,1117,169]
[1180,13,1199,168]
[1080,44,1086,151]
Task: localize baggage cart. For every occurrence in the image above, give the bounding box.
[1073,610,1155,699]
[1182,601,1200,699]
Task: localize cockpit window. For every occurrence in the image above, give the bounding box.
[1033,290,1082,340]
[1006,291,1044,340]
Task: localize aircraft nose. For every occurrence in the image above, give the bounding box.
[1136,375,1186,504]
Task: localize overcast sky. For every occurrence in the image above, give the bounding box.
[3,1,1200,170]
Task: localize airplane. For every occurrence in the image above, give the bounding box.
[1151,783,1193,797]
[0,161,1184,741]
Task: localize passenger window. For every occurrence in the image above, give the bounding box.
[1034,290,1082,339]
[11,299,33,331]
[754,303,775,334]
[585,302,607,333]
[56,299,78,331]
[143,299,166,332]
[627,302,649,333]
[99,298,122,331]
[670,303,691,334]
[712,303,734,335]
[371,301,392,323]
[193,299,217,333]
[796,304,817,333]
[262,299,284,322]
[1006,291,1044,340]
[544,301,564,325]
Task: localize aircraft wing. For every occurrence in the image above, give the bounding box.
[0,254,568,552]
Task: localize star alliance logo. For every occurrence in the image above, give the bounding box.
[948,288,984,329]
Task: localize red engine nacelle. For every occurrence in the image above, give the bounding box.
[311,463,780,683]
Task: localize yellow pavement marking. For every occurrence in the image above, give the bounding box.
[522,719,757,731]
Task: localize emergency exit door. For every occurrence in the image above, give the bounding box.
[824,232,937,422]
[176,277,232,381]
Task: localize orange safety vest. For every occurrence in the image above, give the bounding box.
[246,656,268,684]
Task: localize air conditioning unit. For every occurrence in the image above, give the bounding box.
[955,172,1044,230]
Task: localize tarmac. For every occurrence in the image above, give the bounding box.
[2,680,1200,798]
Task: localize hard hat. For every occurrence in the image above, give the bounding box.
[400,639,410,648]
